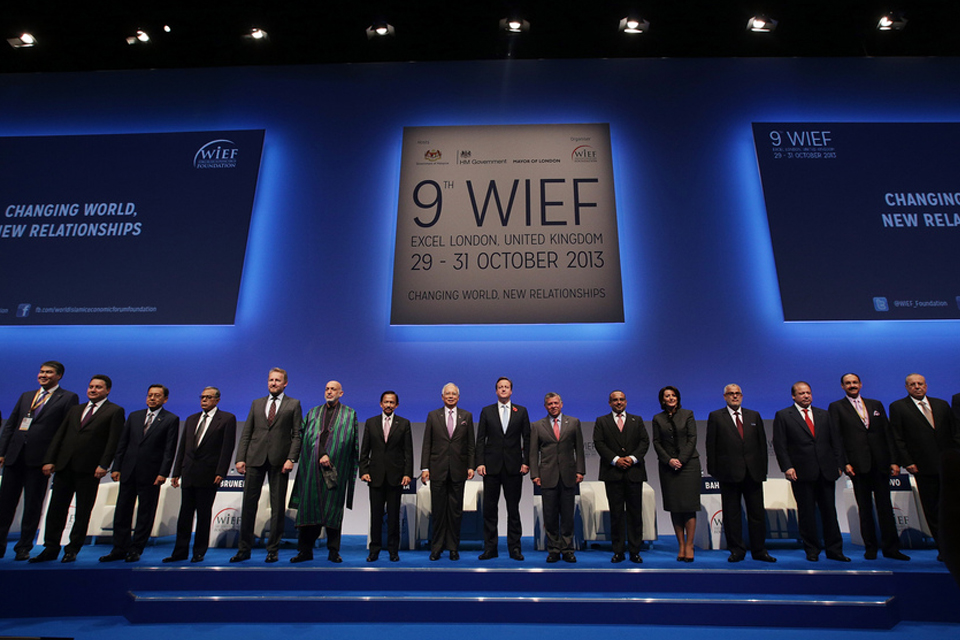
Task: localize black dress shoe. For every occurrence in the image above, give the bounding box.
[826,552,851,562]
[727,553,745,563]
[611,552,625,563]
[125,552,141,563]
[289,552,313,563]
[546,552,561,563]
[367,552,380,562]
[864,549,878,560]
[883,550,910,561]
[162,555,187,563]
[752,552,777,563]
[562,552,576,563]
[99,550,126,562]
[230,551,251,563]
[328,552,343,563]
[28,549,59,563]
[478,551,498,560]
[630,553,643,564]
[805,553,820,562]
[15,550,30,561]
[190,553,205,563]
[449,551,460,561]
[389,552,400,562]
[509,550,524,561]
[938,553,944,562]
[61,552,77,563]
[429,552,441,561]
[265,552,279,563]
[683,556,694,563]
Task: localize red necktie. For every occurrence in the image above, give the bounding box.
[268,396,278,426]
[553,417,561,440]
[734,411,744,439]
[616,414,624,432]
[802,408,815,436]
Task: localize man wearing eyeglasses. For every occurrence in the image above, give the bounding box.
[164,387,237,563]
[706,384,776,563]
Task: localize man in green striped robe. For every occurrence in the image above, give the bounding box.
[289,380,359,563]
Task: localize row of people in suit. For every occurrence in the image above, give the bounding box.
[1,363,957,565]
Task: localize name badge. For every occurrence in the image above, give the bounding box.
[19,416,33,431]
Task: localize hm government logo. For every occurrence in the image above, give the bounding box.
[571,144,598,163]
[194,139,240,169]
[424,149,442,162]
[458,150,472,163]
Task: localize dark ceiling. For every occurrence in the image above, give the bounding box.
[1,1,957,74]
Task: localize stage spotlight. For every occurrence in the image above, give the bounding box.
[366,22,396,39]
[619,17,649,34]
[7,33,36,48]
[126,29,150,45]
[499,17,530,34]
[877,13,907,31]
[746,15,777,33]
[243,28,269,42]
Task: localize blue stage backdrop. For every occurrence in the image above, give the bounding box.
[0,58,957,434]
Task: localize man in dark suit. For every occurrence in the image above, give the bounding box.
[420,382,475,561]
[0,361,79,561]
[706,384,776,563]
[530,392,584,563]
[164,386,237,563]
[99,384,180,563]
[232,368,302,563]
[889,373,960,554]
[829,373,909,561]
[773,381,849,562]
[476,377,530,561]
[359,390,413,562]
[593,389,648,563]
[30,374,125,563]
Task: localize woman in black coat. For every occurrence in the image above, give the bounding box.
[652,386,701,562]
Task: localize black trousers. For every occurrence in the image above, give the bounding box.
[541,480,576,554]
[368,482,403,555]
[42,468,101,555]
[297,523,340,554]
[238,462,289,553]
[482,471,523,552]
[851,467,900,553]
[111,476,162,554]
[172,485,217,557]
[915,473,941,545]
[603,476,643,555]
[720,477,767,556]
[430,477,465,553]
[791,476,843,556]
[0,459,51,554]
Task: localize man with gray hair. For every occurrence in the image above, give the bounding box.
[420,383,474,561]
[164,387,236,563]
[531,392,584,563]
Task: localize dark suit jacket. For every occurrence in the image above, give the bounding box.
[111,407,180,483]
[0,387,80,467]
[593,412,648,483]
[828,397,895,474]
[706,407,768,483]
[954,392,960,423]
[889,395,960,475]
[421,407,475,482]
[475,403,531,476]
[359,413,414,486]
[530,414,585,488]
[772,405,842,482]
[236,395,303,467]
[173,409,237,488]
[44,399,126,474]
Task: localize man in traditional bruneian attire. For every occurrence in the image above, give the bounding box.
[289,380,359,563]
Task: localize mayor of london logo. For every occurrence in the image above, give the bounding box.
[194,139,240,169]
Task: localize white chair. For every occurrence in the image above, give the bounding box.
[577,481,658,546]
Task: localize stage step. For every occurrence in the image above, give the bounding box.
[123,567,899,628]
